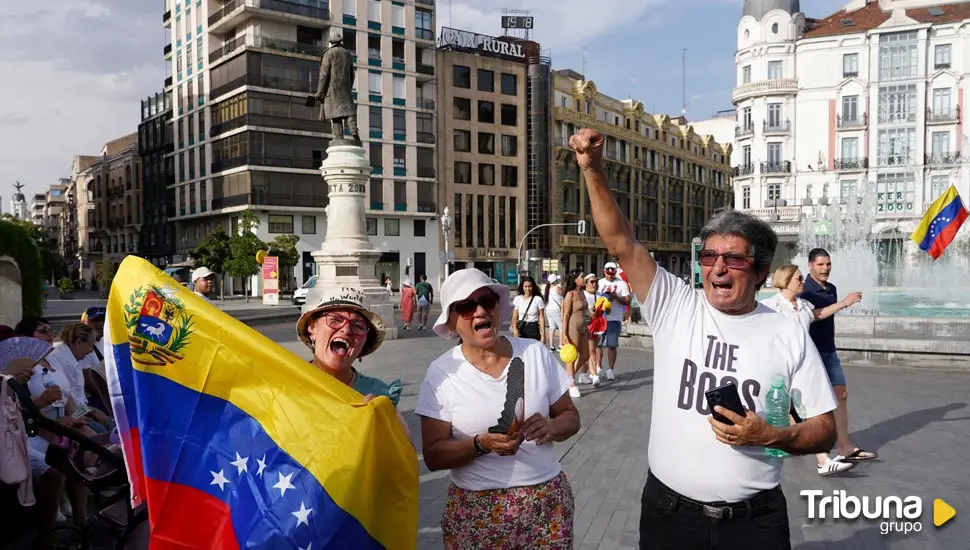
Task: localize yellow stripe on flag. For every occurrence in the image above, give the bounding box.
[911,185,961,245]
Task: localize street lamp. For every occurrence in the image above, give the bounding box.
[440,207,452,283]
[516,220,586,278]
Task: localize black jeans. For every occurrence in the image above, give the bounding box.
[639,471,791,550]
[518,321,541,341]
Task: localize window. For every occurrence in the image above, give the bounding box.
[343,0,356,16]
[453,97,471,120]
[479,163,495,186]
[393,145,406,169]
[478,132,495,154]
[370,142,383,167]
[455,161,471,183]
[197,73,205,105]
[268,214,294,234]
[478,69,494,92]
[502,165,518,187]
[840,137,859,159]
[415,9,433,40]
[368,0,381,21]
[453,65,471,88]
[302,215,316,234]
[842,53,859,77]
[393,75,405,101]
[742,145,751,166]
[384,218,400,236]
[392,3,404,27]
[501,73,517,95]
[394,180,406,207]
[453,193,462,244]
[931,131,950,158]
[932,88,952,114]
[498,196,506,247]
[930,175,948,200]
[393,109,406,133]
[454,130,471,152]
[767,61,782,80]
[488,196,496,248]
[878,31,918,81]
[876,127,916,165]
[368,106,383,132]
[197,36,203,66]
[767,143,781,163]
[501,134,517,156]
[741,107,752,129]
[767,183,781,201]
[476,195,485,247]
[368,72,381,94]
[742,185,750,209]
[370,178,383,208]
[478,100,495,123]
[841,95,859,122]
[877,84,917,123]
[413,219,426,237]
[741,65,751,84]
[875,172,914,214]
[767,103,781,128]
[934,44,952,69]
[366,217,378,235]
[840,180,857,199]
[771,22,778,33]
[500,104,517,126]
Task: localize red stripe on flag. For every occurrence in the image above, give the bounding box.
[120,427,147,505]
[929,206,969,259]
[144,478,240,550]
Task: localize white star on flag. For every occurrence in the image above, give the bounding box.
[274,472,295,497]
[231,452,248,475]
[256,455,268,478]
[210,469,230,491]
[299,544,312,550]
[292,501,312,527]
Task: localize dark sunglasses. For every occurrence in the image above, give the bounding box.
[698,249,754,269]
[452,292,500,317]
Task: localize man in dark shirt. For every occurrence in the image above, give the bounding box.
[799,248,877,469]
[414,275,434,330]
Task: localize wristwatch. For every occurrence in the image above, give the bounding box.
[473,435,491,456]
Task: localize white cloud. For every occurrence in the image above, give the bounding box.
[439,0,663,57]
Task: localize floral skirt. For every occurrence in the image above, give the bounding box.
[441,471,574,549]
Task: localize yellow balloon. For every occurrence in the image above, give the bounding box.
[559,343,578,363]
[255,250,268,265]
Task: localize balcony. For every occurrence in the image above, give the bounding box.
[733,164,754,177]
[209,0,330,32]
[834,157,868,171]
[163,43,172,57]
[927,106,961,124]
[735,125,754,139]
[210,191,328,211]
[925,152,962,166]
[878,112,916,124]
[837,113,867,129]
[209,113,329,137]
[164,75,173,88]
[414,0,434,5]
[760,161,792,174]
[417,166,435,178]
[210,153,321,174]
[416,131,435,144]
[417,201,436,213]
[731,78,798,103]
[415,28,434,41]
[416,63,435,79]
[747,206,801,223]
[763,119,791,135]
[416,98,435,110]
[163,10,172,24]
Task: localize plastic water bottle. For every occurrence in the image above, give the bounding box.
[41,368,65,418]
[765,375,791,458]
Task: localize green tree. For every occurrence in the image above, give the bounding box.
[268,234,300,291]
[0,218,43,317]
[190,225,232,299]
[96,260,116,297]
[226,210,266,302]
[0,213,66,282]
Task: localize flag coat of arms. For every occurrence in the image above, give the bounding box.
[910,185,969,260]
[104,257,418,549]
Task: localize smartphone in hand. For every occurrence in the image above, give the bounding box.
[705,382,746,425]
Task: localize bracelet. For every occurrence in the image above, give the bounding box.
[473,435,491,456]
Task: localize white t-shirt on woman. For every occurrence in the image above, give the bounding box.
[45,343,87,408]
[512,294,545,323]
[414,337,573,491]
[760,293,815,333]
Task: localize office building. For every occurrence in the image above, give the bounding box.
[139,90,176,266]
[163,0,439,290]
[436,27,542,283]
[551,70,735,277]
[30,194,46,226]
[732,0,970,265]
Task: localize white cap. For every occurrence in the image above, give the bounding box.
[433,269,512,338]
[547,274,561,284]
[604,262,618,270]
[192,267,214,281]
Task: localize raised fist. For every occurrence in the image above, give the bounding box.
[568,128,605,171]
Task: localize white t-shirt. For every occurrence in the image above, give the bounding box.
[760,293,815,333]
[29,353,76,416]
[546,286,564,313]
[597,277,631,322]
[46,343,89,408]
[414,337,573,491]
[512,294,545,323]
[640,267,837,503]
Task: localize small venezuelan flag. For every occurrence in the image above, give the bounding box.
[910,185,970,260]
[103,256,418,549]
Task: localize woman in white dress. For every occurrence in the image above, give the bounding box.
[759,264,856,477]
[543,274,564,352]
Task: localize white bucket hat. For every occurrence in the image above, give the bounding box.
[296,287,386,357]
[433,269,512,338]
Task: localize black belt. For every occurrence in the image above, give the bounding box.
[647,471,781,520]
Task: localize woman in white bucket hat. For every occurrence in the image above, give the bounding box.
[414,268,581,549]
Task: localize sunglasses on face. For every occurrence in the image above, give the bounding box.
[322,313,369,336]
[35,326,53,335]
[452,291,500,317]
[698,249,754,269]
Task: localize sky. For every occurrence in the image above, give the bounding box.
[0,0,850,202]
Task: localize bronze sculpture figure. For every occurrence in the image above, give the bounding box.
[310,29,360,145]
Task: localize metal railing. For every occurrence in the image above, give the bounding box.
[763,119,791,134]
[733,164,754,176]
[209,0,330,27]
[834,157,868,170]
[837,113,867,129]
[925,152,962,165]
[415,98,434,110]
[926,106,961,123]
[760,161,792,174]
[735,125,754,138]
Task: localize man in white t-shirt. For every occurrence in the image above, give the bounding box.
[596,262,631,381]
[570,128,837,549]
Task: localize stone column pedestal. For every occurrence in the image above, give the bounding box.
[304,142,397,340]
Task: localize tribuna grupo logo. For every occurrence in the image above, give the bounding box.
[801,490,923,535]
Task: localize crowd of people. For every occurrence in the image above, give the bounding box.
[3,127,873,550]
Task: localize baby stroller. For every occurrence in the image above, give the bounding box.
[5,378,149,550]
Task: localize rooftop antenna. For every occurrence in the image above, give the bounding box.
[681,48,687,117]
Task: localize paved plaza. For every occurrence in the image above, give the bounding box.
[256,322,970,550]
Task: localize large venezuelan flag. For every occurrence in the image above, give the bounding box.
[910,185,970,260]
[103,256,418,549]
